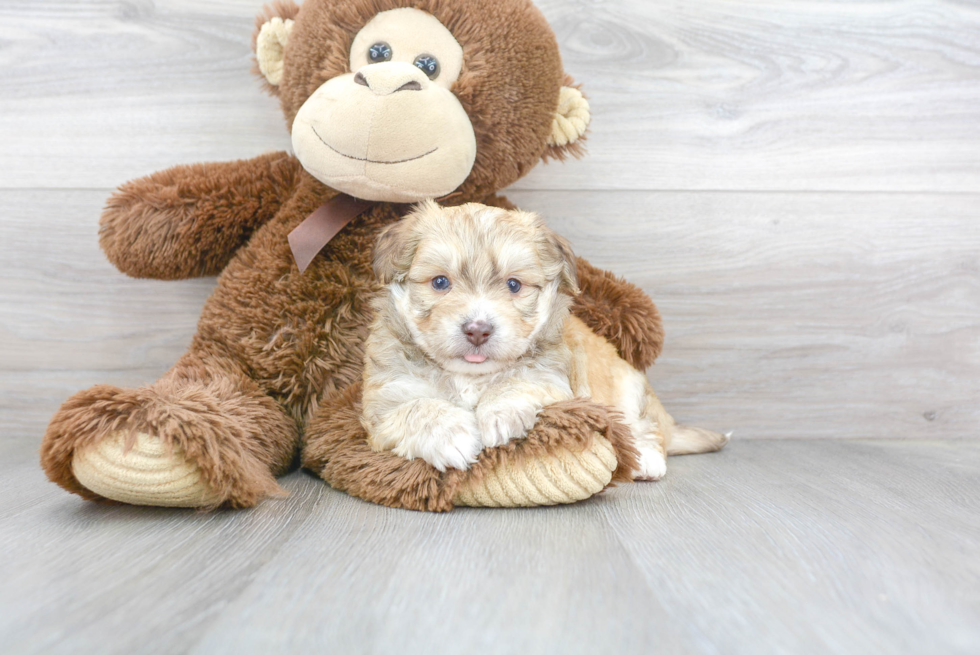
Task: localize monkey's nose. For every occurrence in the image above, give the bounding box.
[354,63,427,95]
[463,320,494,346]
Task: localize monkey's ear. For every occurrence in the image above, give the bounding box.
[544,79,591,161]
[252,1,301,93]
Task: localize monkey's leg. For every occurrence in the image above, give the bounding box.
[41,347,298,509]
[100,152,302,280]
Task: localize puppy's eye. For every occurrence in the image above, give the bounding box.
[506,278,522,294]
[368,42,393,63]
[413,54,440,79]
[431,276,451,291]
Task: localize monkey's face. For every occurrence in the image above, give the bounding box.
[290,9,476,203]
[254,0,591,203]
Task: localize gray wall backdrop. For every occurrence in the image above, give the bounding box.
[1,0,978,447]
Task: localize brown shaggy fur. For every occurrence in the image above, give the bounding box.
[40,0,665,510]
[573,258,665,370]
[100,152,302,279]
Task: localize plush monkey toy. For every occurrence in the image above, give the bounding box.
[40,0,670,511]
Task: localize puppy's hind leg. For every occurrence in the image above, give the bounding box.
[630,421,668,481]
[619,373,670,481]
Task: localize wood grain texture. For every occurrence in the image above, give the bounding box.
[525,0,980,192]
[0,440,977,654]
[1,0,979,191]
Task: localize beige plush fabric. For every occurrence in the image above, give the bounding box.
[72,432,220,508]
[454,435,617,507]
[290,65,477,202]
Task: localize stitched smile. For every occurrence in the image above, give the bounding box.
[312,125,438,165]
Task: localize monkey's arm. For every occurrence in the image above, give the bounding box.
[99,152,302,279]
[483,193,665,371]
[571,256,664,371]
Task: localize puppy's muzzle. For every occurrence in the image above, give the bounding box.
[462,320,493,346]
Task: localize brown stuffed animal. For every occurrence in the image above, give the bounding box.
[40,0,686,511]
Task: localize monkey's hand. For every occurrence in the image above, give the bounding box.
[572,256,664,371]
[99,152,302,279]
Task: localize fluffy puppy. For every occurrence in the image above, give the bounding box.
[361,200,692,477]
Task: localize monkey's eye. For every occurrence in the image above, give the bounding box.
[506,279,522,294]
[413,54,440,80]
[431,276,451,291]
[368,42,393,63]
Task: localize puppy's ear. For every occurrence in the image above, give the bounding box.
[374,201,443,284]
[535,220,580,296]
[373,217,415,285]
[551,231,580,296]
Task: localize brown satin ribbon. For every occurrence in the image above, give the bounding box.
[288,194,375,273]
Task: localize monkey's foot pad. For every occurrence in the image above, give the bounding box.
[454,435,618,507]
[72,431,221,507]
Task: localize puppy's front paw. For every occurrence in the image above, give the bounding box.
[391,407,482,472]
[477,398,541,449]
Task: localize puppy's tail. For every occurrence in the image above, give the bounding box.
[667,425,730,456]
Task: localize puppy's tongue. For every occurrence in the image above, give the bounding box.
[464,353,488,364]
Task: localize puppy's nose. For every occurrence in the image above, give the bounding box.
[463,320,493,346]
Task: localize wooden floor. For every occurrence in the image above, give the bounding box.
[1,1,978,653]
[1,439,978,654]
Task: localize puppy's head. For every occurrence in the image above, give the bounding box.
[374,200,578,374]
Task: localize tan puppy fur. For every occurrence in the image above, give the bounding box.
[362,201,671,478]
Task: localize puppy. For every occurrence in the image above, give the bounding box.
[361,200,722,477]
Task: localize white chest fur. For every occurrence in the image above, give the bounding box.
[442,372,497,410]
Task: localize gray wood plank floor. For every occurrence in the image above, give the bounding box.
[1,439,977,655]
[1,0,978,652]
